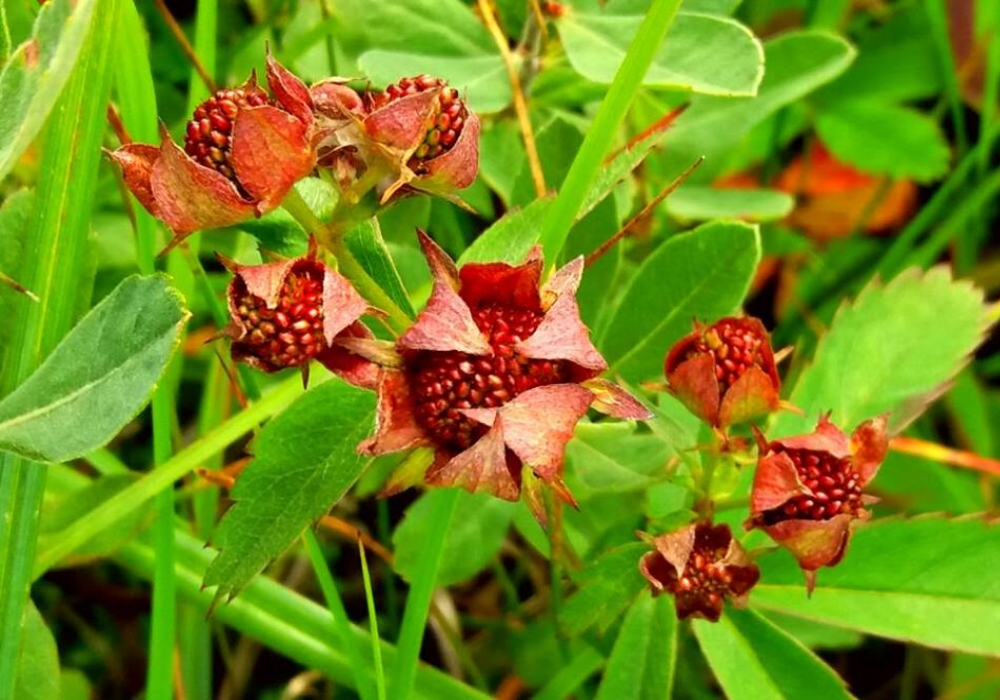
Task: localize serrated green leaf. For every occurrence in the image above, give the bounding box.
[692,608,850,700]
[567,423,670,497]
[600,221,761,382]
[666,185,794,222]
[774,266,990,436]
[560,542,649,636]
[393,489,515,587]
[558,11,763,96]
[751,515,1000,655]
[0,0,99,180]
[14,600,60,700]
[359,52,510,114]
[204,380,375,600]
[345,218,416,319]
[815,100,950,182]
[595,594,677,700]
[664,31,856,170]
[0,275,188,463]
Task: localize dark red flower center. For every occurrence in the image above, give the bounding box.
[234,268,324,370]
[645,523,759,621]
[686,319,768,392]
[369,75,469,169]
[184,86,272,183]
[762,448,863,524]
[408,303,568,452]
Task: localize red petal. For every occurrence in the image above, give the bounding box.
[718,364,781,427]
[759,513,856,576]
[398,277,491,354]
[650,525,697,578]
[416,230,460,290]
[107,144,161,219]
[357,369,430,454]
[411,111,481,193]
[582,378,652,419]
[772,414,850,458]
[265,53,313,126]
[541,256,584,309]
[458,256,543,311]
[400,234,491,354]
[851,413,889,485]
[751,451,808,513]
[490,384,593,482]
[231,106,315,210]
[322,269,369,344]
[228,257,301,309]
[150,128,255,235]
[663,327,702,374]
[319,322,380,390]
[517,293,606,372]
[426,416,520,501]
[666,352,721,426]
[365,88,440,151]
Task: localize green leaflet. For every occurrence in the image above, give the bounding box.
[0,275,188,463]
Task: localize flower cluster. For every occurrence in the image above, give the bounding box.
[638,315,889,618]
[109,56,478,248]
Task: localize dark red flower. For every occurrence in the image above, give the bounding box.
[639,522,760,621]
[220,244,375,388]
[109,55,315,245]
[358,232,649,520]
[664,316,780,429]
[746,414,889,592]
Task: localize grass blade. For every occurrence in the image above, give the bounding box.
[359,537,388,700]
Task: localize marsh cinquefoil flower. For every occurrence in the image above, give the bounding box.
[746,414,889,592]
[358,232,649,520]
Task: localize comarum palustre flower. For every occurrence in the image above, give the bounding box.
[358,231,649,521]
[746,413,889,592]
[109,54,316,246]
[664,316,781,430]
[639,522,760,621]
[219,241,375,388]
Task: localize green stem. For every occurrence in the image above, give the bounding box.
[33,375,303,576]
[303,529,376,700]
[538,0,683,262]
[359,537,388,700]
[281,187,411,334]
[391,488,460,700]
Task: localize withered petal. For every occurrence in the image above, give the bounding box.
[640,551,679,593]
[358,369,430,455]
[365,88,440,152]
[398,276,491,354]
[718,364,781,427]
[426,416,520,501]
[516,293,606,372]
[774,414,851,457]
[491,383,593,482]
[319,322,380,390]
[759,513,855,574]
[416,230,460,290]
[151,130,255,235]
[650,525,697,578]
[107,144,161,219]
[231,106,315,209]
[541,256,584,309]
[666,352,722,427]
[322,268,369,344]
[851,413,890,485]
[265,53,313,126]
[750,450,809,513]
